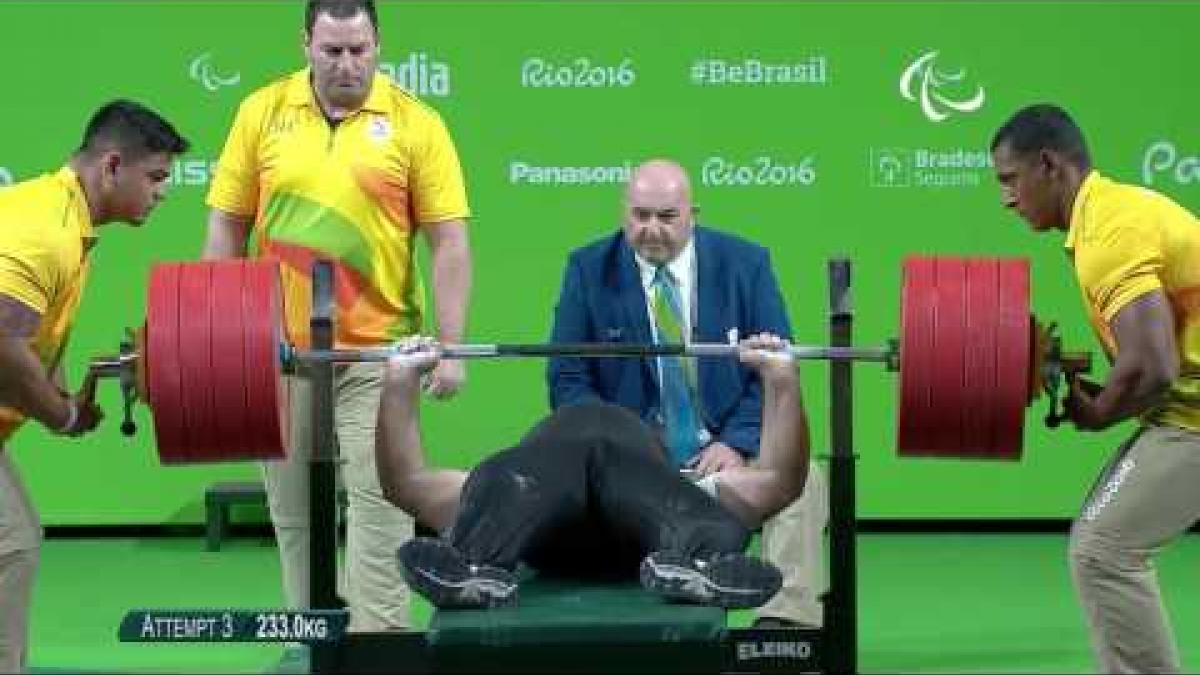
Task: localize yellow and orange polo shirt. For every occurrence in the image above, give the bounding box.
[207,68,470,348]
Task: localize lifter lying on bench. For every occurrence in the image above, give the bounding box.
[374,334,810,610]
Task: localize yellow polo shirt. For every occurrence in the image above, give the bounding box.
[207,69,470,348]
[0,166,94,441]
[1066,171,1200,431]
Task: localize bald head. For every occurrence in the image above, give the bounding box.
[623,159,695,265]
[627,159,692,204]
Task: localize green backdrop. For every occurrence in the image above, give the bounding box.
[2,1,1197,524]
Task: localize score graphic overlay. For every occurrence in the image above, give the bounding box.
[118,609,349,643]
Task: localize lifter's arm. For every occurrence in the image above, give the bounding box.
[376,337,467,532]
[710,334,810,526]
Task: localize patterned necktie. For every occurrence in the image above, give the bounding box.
[650,266,704,467]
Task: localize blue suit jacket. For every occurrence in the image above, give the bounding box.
[547,226,792,458]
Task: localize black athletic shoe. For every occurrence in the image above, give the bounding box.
[639,551,782,609]
[398,537,519,609]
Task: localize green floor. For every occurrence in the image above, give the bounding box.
[26,533,1200,673]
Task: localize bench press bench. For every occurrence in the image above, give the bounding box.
[333,577,821,673]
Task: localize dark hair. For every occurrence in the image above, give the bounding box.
[990,103,1091,168]
[77,100,190,158]
[305,0,378,33]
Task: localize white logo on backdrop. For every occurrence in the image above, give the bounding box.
[700,156,816,187]
[379,52,450,97]
[1142,141,1200,186]
[871,149,912,188]
[509,162,632,186]
[688,56,827,87]
[521,57,636,88]
[189,53,241,92]
[170,158,217,187]
[0,167,12,186]
[899,50,985,123]
[869,147,993,189]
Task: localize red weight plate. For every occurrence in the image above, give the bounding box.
[242,259,288,461]
[207,260,252,462]
[897,257,937,457]
[962,259,1000,459]
[928,258,968,457]
[145,264,188,464]
[177,263,218,462]
[992,259,1031,461]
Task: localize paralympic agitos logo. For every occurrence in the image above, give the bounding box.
[899,50,985,123]
[189,53,242,92]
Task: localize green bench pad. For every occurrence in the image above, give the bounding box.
[428,578,726,647]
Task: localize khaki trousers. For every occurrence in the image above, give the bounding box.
[0,451,40,673]
[263,363,414,632]
[757,462,829,627]
[1070,425,1200,673]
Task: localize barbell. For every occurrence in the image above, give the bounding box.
[85,257,1090,465]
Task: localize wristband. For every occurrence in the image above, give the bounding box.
[57,400,79,435]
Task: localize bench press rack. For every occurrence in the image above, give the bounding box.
[304,258,859,674]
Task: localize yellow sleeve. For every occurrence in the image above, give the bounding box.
[1077,211,1163,323]
[0,244,58,316]
[206,97,263,218]
[409,109,470,225]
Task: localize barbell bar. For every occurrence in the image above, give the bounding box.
[84,257,1090,466]
[289,342,897,364]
